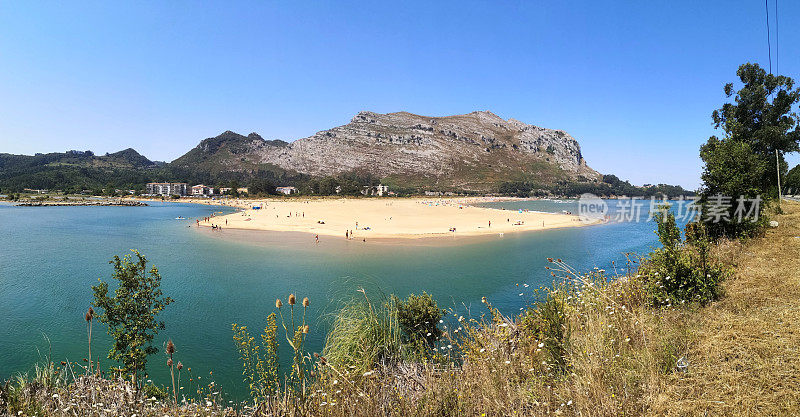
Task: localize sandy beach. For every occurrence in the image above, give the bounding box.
[186,197,593,240]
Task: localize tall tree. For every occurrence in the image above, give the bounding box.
[700,63,800,237]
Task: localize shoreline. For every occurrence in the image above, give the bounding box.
[13,199,148,207]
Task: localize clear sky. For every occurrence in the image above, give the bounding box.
[1,1,798,189]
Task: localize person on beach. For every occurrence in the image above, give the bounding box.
[489,220,491,228]
[346,230,349,239]
[315,234,319,244]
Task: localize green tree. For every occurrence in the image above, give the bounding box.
[91,251,173,379]
[318,176,339,195]
[248,178,276,196]
[785,164,800,195]
[700,63,800,237]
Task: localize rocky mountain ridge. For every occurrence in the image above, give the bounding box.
[173,110,599,190]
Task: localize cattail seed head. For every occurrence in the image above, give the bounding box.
[85,307,94,322]
[166,340,175,355]
[276,299,283,308]
[177,361,183,370]
[302,297,309,307]
[288,294,296,305]
[167,358,173,367]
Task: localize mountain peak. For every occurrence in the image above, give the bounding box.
[106,148,154,167]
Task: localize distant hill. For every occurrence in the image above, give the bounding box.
[0,149,157,192]
[170,131,294,183]
[174,111,600,191]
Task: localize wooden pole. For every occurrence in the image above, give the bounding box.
[776,149,782,209]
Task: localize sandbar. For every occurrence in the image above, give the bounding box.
[186,197,593,240]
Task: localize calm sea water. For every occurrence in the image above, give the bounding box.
[0,199,678,400]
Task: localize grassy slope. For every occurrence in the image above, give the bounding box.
[653,201,800,416]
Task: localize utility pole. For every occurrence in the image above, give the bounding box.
[776,149,782,209]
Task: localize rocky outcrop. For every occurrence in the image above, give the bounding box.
[176,111,599,189]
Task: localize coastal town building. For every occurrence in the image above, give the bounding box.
[424,190,457,196]
[361,184,389,196]
[191,184,214,196]
[146,182,187,196]
[276,186,298,195]
[237,187,249,194]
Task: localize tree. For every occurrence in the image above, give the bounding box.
[248,178,276,196]
[318,177,339,195]
[700,138,768,199]
[700,63,800,237]
[91,251,173,379]
[711,64,800,165]
[785,165,800,195]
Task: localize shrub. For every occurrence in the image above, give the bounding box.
[232,313,280,401]
[141,381,170,402]
[233,294,312,404]
[519,287,571,374]
[393,292,444,348]
[642,208,730,306]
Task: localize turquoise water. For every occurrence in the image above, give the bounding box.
[0,199,675,400]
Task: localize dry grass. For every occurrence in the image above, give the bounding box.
[650,201,800,416]
[0,374,236,416]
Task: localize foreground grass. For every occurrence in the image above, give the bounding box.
[653,201,800,416]
[2,204,798,416]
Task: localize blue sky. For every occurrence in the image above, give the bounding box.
[1,1,798,189]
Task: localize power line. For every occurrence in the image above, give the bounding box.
[775,0,778,75]
[765,0,772,74]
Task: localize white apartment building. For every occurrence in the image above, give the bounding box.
[146,182,188,196]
